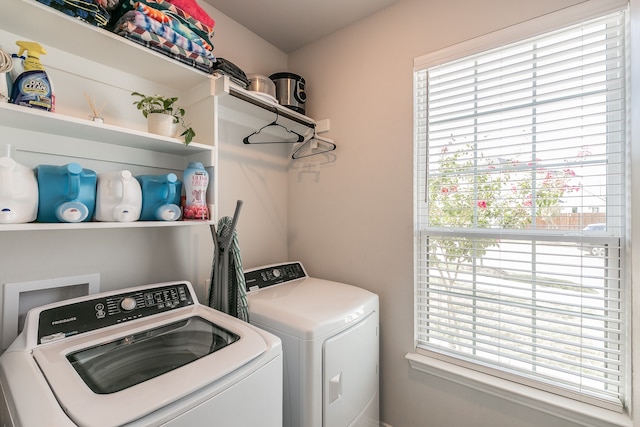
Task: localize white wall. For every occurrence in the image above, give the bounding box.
[204,5,292,268]
[287,1,632,426]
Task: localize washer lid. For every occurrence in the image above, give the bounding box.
[32,305,270,427]
[247,277,379,339]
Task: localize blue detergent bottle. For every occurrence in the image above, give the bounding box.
[35,163,97,223]
[10,41,54,112]
[136,173,182,221]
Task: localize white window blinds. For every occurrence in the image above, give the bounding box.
[414,9,628,410]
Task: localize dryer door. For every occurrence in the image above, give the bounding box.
[323,311,379,427]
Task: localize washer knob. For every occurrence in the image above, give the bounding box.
[272,269,281,278]
[121,297,136,311]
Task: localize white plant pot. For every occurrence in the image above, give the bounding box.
[147,113,178,138]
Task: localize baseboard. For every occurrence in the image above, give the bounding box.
[380,423,393,427]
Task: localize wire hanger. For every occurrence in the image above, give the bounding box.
[243,109,305,144]
[291,128,337,159]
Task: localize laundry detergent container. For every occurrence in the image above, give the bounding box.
[136,173,182,221]
[95,170,142,222]
[36,163,96,223]
[0,157,38,224]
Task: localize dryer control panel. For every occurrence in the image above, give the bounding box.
[244,262,307,292]
[37,282,194,344]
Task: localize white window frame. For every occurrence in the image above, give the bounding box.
[408,1,633,426]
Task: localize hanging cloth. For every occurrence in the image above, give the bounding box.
[208,215,249,322]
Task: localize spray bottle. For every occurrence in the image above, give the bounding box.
[9,41,54,112]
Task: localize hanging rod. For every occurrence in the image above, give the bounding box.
[228,86,315,128]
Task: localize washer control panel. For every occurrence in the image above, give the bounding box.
[37,282,194,344]
[244,262,307,292]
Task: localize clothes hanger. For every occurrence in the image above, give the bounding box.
[243,109,305,144]
[291,129,336,159]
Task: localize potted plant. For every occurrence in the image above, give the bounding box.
[131,92,196,145]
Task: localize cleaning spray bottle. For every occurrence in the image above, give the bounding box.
[10,41,54,112]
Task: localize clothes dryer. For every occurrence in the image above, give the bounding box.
[0,281,282,427]
[245,262,379,427]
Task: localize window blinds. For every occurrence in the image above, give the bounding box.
[414,9,627,409]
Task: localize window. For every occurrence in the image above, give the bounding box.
[414,8,628,411]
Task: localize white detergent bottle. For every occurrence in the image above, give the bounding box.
[95,170,142,222]
[0,152,38,224]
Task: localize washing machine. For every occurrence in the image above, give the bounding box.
[0,281,282,427]
[244,262,379,427]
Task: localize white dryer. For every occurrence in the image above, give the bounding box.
[244,262,379,427]
[0,281,282,427]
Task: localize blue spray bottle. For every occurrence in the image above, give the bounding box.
[10,41,54,112]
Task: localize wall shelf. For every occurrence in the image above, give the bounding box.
[210,75,316,138]
[209,76,336,158]
[0,0,212,92]
[0,220,214,232]
[0,1,327,234]
[0,102,215,171]
[0,103,216,232]
[0,103,212,157]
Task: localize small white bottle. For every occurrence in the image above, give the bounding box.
[183,162,209,220]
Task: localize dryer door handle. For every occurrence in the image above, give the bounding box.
[329,371,342,403]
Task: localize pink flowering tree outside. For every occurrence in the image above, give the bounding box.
[426,142,581,268]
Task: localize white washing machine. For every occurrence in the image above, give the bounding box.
[0,281,282,427]
[244,262,379,427]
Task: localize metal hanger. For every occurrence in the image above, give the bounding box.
[291,129,336,159]
[243,109,305,144]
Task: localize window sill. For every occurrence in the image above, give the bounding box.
[406,352,633,427]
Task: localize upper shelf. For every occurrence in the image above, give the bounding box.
[2,1,317,135]
[209,75,316,135]
[1,0,212,91]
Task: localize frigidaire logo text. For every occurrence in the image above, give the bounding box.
[51,317,77,325]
